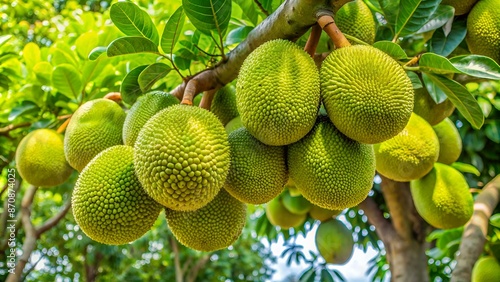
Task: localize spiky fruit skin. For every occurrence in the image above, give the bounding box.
[466,0,500,63]
[211,85,239,126]
[410,163,473,229]
[374,113,440,182]
[335,0,376,44]
[441,0,478,15]
[282,191,312,215]
[315,219,354,265]
[288,116,375,210]
[266,195,307,229]
[472,257,500,282]
[321,45,414,144]
[122,91,179,146]
[308,205,342,222]
[134,105,230,211]
[225,128,287,205]
[165,189,246,252]
[236,39,320,146]
[413,87,455,126]
[225,116,243,134]
[64,99,125,171]
[72,146,162,245]
[433,118,462,165]
[16,129,73,187]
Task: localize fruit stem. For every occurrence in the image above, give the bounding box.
[304,24,322,57]
[57,117,71,134]
[316,12,350,49]
[103,92,122,102]
[199,89,217,110]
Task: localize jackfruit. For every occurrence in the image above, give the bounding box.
[16,129,73,187]
[472,256,500,282]
[433,118,462,165]
[72,145,162,245]
[211,85,239,125]
[122,91,178,146]
[321,45,414,144]
[134,105,230,211]
[288,116,375,210]
[225,116,243,134]
[282,190,312,215]
[165,189,246,252]
[466,0,500,63]
[64,98,125,171]
[410,163,473,229]
[266,194,307,230]
[441,0,478,15]
[413,87,455,126]
[236,39,320,146]
[225,127,287,205]
[309,205,342,222]
[335,0,376,44]
[315,219,354,264]
[375,113,440,182]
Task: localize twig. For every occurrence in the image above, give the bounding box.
[317,12,350,49]
[253,0,270,16]
[56,118,71,134]
[304,24,322,57]
[0,122,31,135]
[186,255,210,282]
[36,201,71,235]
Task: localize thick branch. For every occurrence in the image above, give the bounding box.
[380,176,415,241]
[451,175,500,282]
[36,201,71,235]
[358,196,396,243]
[317,13,350,48]
[170,236,184,282]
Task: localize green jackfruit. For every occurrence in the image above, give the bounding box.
[309,204,342,222]
[375,113,440,182]
[472,256,500,282]
[16,129,73,187]
[211,85,239,125]
[165,189,246,252]
[266,194,307,230]
[225,116,243,134]
[413,87,455,126]
[134,105,230,211]
[72,145,162,245]
[64,99,125,171]
[433,118,462,165]
[288,116,375,210]
[441,0,478,15]
[467,0,500,63]
[335,0,376,44]
[410,163,473,229]
[236,39,320,146]
[122,91,178,146]
[282,190,312,215]
[321,45,414,144]
[315,219,354,264]
[225,127,287,205]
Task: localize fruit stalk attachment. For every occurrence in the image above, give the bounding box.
[304,24,322,57]
[199,89,217,110]
[316,11,350,49]
[103,92,122,102]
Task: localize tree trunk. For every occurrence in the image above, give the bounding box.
[387,239,429,282]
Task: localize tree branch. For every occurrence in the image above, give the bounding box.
[186,255,210,282]
[451,175,500,282]
[253,0,270,16]
[35,201,71,235]
[304,24,322,57]
[358,196,396,243]
[170,236,183,282]
[380,176,415,241]
[0,122,31,136]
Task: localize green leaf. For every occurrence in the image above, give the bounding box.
[160,6,185,55]
[450,55,500,80]
[373,41,407,60]
[422,72,448,103]
[88,46,107,60]
[377,0,400,27]
[75,31,99,59]
[299,267,315,282]
[107,37,159,57]
[8,101,39,122]
[451,162,481,176]
[23,42,41,70]
[226,26,254,45]
[485,121,500,143]
[52,64,83,100]
[121,65,148,105]
[33,62,53,85]
[0,34,12,47]
[407,71,423,89]
[321,269,335,282]
[491,214,500,229]
[233,0,259,25]
[110,2,159,44]
[395,0,441,38]
[430,18,467,57]
[424,73,484,129]
[138,63,172,92]
[182,0,232,36]
[419,53,461,74]
[416,5,454,34]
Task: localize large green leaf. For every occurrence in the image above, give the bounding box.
[121,65,148,105]
[450,55,500,80]
[22,42,41,70]
[416,5,454,34]
[419,53,461,74]
[160,6,185,55]
[430,18,467,57]
[424,73,484,129]
[75,31,99,59]
[110,2,159,44]
[373,41,407,60]
[395,0,441,38]
[377,0,400,27]
[51,64,83,100]
[138,63,172,92]
[422,72,449,103]
[33,62,53,85]
[485,121,500,143]
[233,0,259,25]
[88,46,107,60]
[0,34,12,47]
[226,26,254,45]
[107,37,159,57]
[182,0,232,36]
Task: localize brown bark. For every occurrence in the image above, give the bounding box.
[451,175,500,282]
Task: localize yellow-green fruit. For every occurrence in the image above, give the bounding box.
[211,85,239,125]
[321,45,414,144]
[64,99,125,171]
[309,205,342,222]
[72,146,162,245]
[410,163,473,229]
[225,116,243,134]
[433,118,462,165]
[413,87,455,126]
[134,105,230,211]
[266,195,307,229]
[315,219,354,264]
[472,256,500,282]
[335,0,376,44]
[122,91,179,146]
[236,39,320,146]
[165,189,246,252]
[441,0,478,15]
[375,113,440,182]
[466,0,500,63]
[287,185,302,197]
[225,127,287,205]
[16,129,73,187]
[282,190,312,215]
[288,116,375,210]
